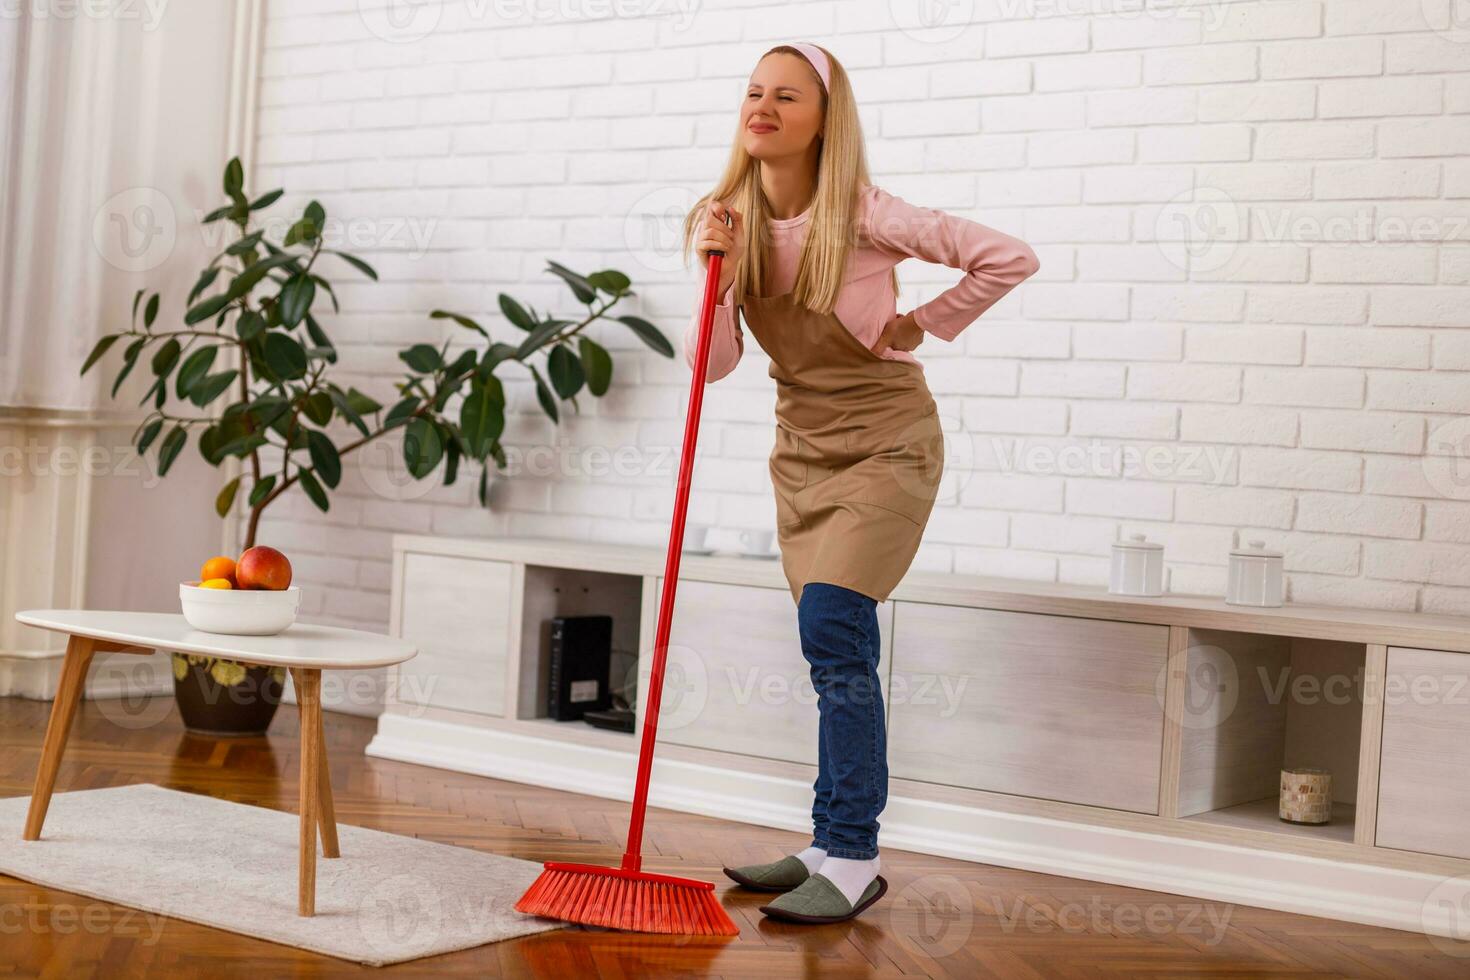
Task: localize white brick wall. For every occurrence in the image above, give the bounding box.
[249,0,1470,634]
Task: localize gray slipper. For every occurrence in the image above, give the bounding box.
[758,873,888,924]
[722,854,812,892]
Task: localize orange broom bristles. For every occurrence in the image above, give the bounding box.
[515,862,739,936]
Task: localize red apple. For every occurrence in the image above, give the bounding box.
[236,546,293,591]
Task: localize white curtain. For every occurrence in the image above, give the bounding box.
[0,7,236,412]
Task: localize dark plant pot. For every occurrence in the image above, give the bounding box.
[171,653,285,736]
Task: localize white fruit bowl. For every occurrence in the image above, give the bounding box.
[179,582,300,636]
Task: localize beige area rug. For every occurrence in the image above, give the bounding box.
[0,783,563,966]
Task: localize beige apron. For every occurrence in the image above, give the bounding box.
[741,290,945,607]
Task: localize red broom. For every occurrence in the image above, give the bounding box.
[515,216,739,937]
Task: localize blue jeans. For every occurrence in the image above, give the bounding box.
[798,581,886,860]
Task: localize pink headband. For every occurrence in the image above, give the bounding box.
[788,41,831,94]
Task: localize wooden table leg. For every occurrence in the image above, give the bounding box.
[291,667,322,916]
[24,635,96,841]
[314,700,339,859]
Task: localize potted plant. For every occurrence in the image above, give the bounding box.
[81,157,673,733]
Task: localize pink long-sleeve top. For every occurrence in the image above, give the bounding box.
[684,183,1040,383]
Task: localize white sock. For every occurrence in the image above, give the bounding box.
[818,854,880,907]
[794,845,826,875]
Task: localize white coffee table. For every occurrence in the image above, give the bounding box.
[14,609,417,917]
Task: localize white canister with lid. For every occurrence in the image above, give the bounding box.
[1227,539,1284,607]
[1109,533,1164,597]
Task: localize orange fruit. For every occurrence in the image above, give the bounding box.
[200,578,233,590]
[200,556,236,585]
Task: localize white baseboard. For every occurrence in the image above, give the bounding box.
[366,712,1470,942]
[0,650,174,701]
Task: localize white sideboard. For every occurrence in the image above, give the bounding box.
[367,534,1470,940]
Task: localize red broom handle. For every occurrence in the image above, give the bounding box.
[621,232,728,874]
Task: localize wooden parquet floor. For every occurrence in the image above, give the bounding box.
[0,696,1463,979]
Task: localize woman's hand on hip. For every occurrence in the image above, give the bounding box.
[872,311,925,357]
[696,200,745,297]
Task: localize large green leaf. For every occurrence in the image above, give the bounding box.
[188,267,222,306]
[578,336,613,395]
[235,310,266,341]
[296,468,330,512]
[175,346,217,399]
[587,269,631,295]
[135,418,163,455]
[143,294,160,329]
[150,338,181,377]
[399,344,442,373]
[263,333,308,380]
[278,274,315,327]
[111,338,147,398]
[402,417,442,479]
[528,365,559,423]
[215,476,241,518]
[157,425,187,477]
[223,157,243,196]
[546,260,596,303]
[498,293,536,331]
[306,430,341,488]
[225,252,299,302]
[189,370,238,407]
[248,474,276,507]
[80,335,118,376]
[249,188,283,211]
[515,318,571,359]
[302,390,333,426]
[331,250,377,280]
[431,309,488,338]
[185,293,232,325]
[617,315,674,357]
[547,344,584,398]
[459,377,506,460]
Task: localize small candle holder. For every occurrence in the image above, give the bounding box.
[1279,768,1333,825]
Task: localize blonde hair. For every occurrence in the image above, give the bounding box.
[682,43,898,314]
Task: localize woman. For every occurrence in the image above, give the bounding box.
[682,41,1039,925]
